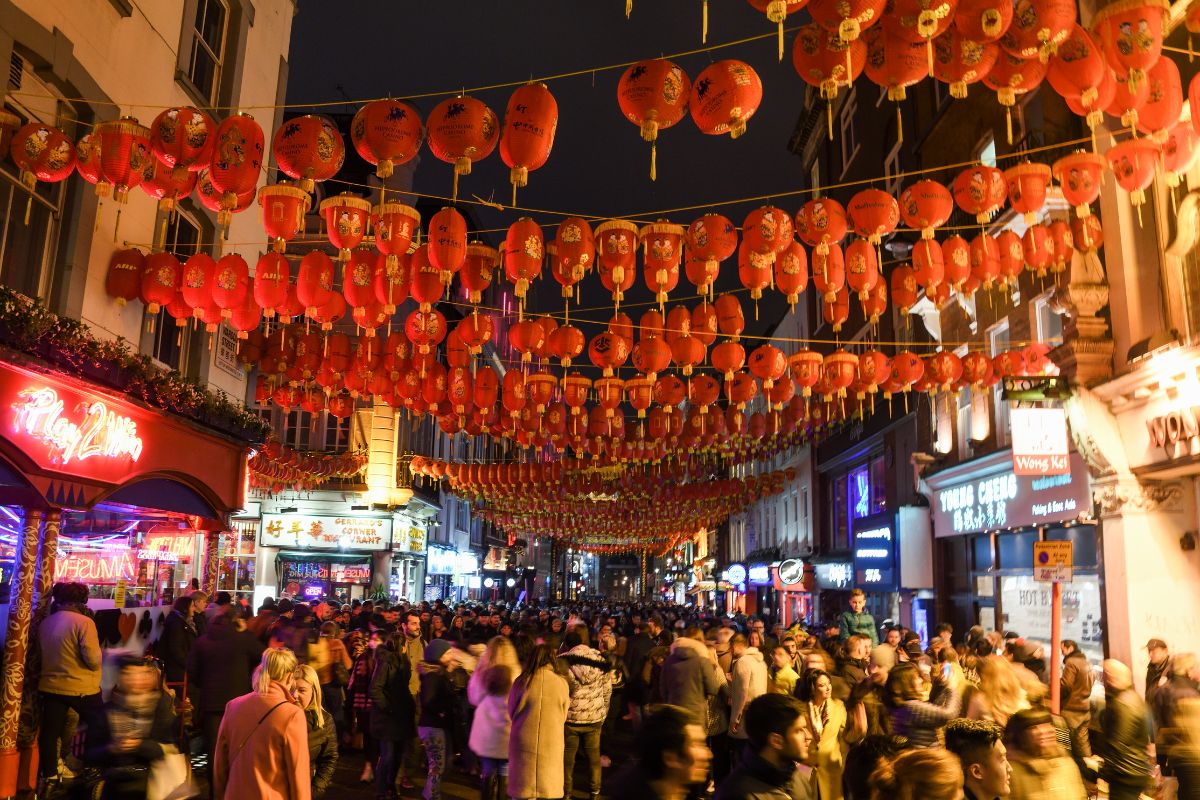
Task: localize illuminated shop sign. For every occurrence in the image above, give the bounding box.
[55,551,136,583]
[814,562,854,590]
[13,386,144,465]
[853,514,897,590]
[261,514,392,551]
[427,546,457,575]
[930,451,1091,537]
[722,563,746,585]
[747,564,772,585]
[777,558,805,586]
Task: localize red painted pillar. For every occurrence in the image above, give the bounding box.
[204,531,221,596]
[0,508,43,797]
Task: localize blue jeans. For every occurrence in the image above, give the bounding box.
[376,738,401,797]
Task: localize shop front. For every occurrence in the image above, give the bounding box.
[925,449,1101,661]
[425,545,479,602]
[771,557,812,628]
[261,512,392,602]
[745,561,775,623]
[390,523,427,602]
[718,562,747,615]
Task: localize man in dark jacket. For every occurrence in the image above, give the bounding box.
[661,629,727,735]
[158,595,198,686]
[1059,640,1093,760]
[715,693,813,800]
[370,631,417,799]
[624,621,656,719]
[1101,659,1152,800]
[606,705,711,800]
[187,607,265,784]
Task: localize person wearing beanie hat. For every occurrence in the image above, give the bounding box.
[417,638,462,800]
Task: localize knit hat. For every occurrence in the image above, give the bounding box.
[871,644,897,670]
[424,639,452,663]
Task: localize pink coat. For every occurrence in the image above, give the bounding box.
[213,682,311,800]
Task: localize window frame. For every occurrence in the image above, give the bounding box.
[142,208,204,372]
[183,0,231,106]
[988,320,1011,447]
[839,88,860,178]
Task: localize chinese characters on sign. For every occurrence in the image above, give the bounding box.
[930,451,1092,537]
[814,562,854,590]
[260,514,392,551]
[13,386,144,465]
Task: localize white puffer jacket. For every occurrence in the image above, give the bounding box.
[561,645,614,725]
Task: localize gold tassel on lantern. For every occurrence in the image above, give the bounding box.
[702,0,708,42]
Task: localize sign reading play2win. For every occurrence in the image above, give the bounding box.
[1010,408,1071,476]
[1033,540,1073,583]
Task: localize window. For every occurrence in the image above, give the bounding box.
[186,0,229,104]
[810,160,821,199]
[218,520,257,601]
[884,140,902,197]
[977,135,997,168]
[1032,290,1063,346]
[957,385,973,459]
[839,88,859,176]
[146,211,201,370]
[324,414,351,451]
[988,321,1011,447]
[831,474,850,550]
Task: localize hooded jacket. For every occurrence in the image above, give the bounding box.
[1060,649,1093,715]
[730,647,769,740]
[417,660,457,730]
[661,637,727,729]
[561,644,614,725]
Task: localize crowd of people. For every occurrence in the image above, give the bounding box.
[27,583,1200,800]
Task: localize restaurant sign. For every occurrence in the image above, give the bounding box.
[261,514,392,551]
[929,450,1092,537]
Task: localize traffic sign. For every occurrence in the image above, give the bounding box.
[1033,540,1073,582]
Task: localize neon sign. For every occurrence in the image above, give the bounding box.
[13,387,144,465]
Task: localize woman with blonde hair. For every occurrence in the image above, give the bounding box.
[294,664,338,799]
[869,747,965,800]
[214,647,310,800]
[968,655,1030,727]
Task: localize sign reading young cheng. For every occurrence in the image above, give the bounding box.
[1010,408,1071,476]
[260,514,392,551]
[930,451,1091,537]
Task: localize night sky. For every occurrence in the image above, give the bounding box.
[284,1,821,336]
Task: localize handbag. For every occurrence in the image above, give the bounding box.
[147,745,197,800]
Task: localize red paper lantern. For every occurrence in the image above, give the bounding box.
[94,117,153,203]
[690,60,763,138]
[209,113,264,217]
[149,106,215,180]
[955,0,1013,42]
[690,303,718,347]
[1135,56,1183,136]
[775,240,810,306]
[546,324,583,368]
[632,336,672,379]
[942,235,972,289]
[808,0,886,46]
[812,242,847,302]
[253,252,290,317]
[933,27,1001,99]
[864,26,928,109]
[461,243,498,305]
[822,350,858,398]
[1092,0,1169,90]
[1051,150,1105,216]
[857,350,892,395]
[504,217,544,301]
[181,253,215,313]
[927,350,964,391]
[595,220,640,304]
[351,99,423,179]
[1106,138,1160,210]
[899,179,953,238]
[500,82,558,201]
[970,232,1002,289]
[1164,122,1200,188]
[617,59,691,180]
[640,221,685,305]
[374,250,411,314]
[553,217,595,298]
[139,158,196,215]
[410,245,445,311]
[428,206,468,281]
[995,229,1024,286]
[320,194,371,261]
[738,241,773,301]
[589,331,632,377]
[911,238,944,288]
[847,189,900,245]
[1047,219,1074,273]
[140,252,180,315]
[405,308,448,355]
[342,249,379,315]
[373,202,421,271]
[861,280,889,323]
[273,115,344,194]
[1191,73,1200,137]
[792,24,869,104]
[1003,162,1051,223]
[1046,25,1107,104]
[749,0,812,58]
[196,167,253,226]
[296,250,335,314]
[984,53,1048,141]
[743,206,795,264]
[891,264,919,313]
[75,133,108,196]
[427,95,500,196]
[9,123,75,191]
[952,165,1007,224]
[1107,68,1151,129]
[230,289,263,339]
[686,213,738,290]
[822,288,851,331]
[254,183,308,253]
[998,0,1075,61]
[1021,224,1054,277]
[749,345,788,391]
[796,197,849,253]
[211,254,249,319]
[670,335,706,376]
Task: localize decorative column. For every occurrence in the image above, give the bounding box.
[1050,247,1114,385]
[0,508,43,796]
[203,531,221,596]
[640,549,648,599]
[35,510,61,610]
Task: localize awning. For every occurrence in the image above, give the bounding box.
[276,551,372,564]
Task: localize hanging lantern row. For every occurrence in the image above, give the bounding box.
[248,441,368,494]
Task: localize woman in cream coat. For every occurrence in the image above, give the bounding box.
[800,668,865,800]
